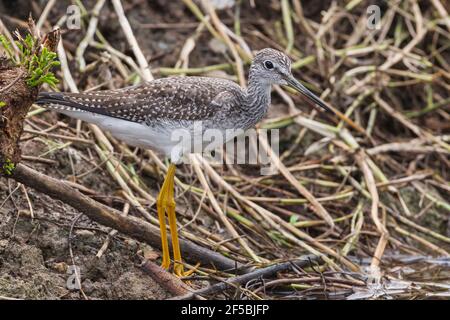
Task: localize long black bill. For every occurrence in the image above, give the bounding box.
[287,76,332,113]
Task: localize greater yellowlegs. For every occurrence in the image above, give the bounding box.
[36,48,331,276]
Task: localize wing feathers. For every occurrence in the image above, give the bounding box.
[36,76,242,123]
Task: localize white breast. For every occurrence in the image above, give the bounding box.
[59,110,177,156]
[57,110,242,164]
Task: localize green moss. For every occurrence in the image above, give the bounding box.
[2,158,16,175]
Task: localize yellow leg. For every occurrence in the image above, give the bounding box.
[165,168,186,276]
[156,167,172,270]
[156,163,193,276]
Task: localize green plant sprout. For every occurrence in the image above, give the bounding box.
[0,33,60,88]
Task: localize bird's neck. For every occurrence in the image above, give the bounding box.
[245,67,272,116]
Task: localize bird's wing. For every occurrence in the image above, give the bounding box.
[36,77,243,123]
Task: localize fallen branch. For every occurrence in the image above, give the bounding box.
[170,254,322,300]
[141,259,192,297]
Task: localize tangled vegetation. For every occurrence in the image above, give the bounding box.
[0,0,448,300]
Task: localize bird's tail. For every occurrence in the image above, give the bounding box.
[35,91,132,125]
[35,91,117,128]
[36,91,84,112]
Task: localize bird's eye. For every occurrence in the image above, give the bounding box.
[264,60,274,70]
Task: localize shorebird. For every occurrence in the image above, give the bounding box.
[36,48,331,276]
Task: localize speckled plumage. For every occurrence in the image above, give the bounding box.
[37,48,328,161]
[38,77,245,123]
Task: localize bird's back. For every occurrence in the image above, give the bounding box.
[37,76,244,124]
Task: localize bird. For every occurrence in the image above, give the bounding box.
[36,48,331,276]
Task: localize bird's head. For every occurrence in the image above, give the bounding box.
[252,48,331,112]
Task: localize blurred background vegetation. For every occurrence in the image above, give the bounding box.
[0,0,448,299]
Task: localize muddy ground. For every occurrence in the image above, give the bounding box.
[0,137,171,299]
